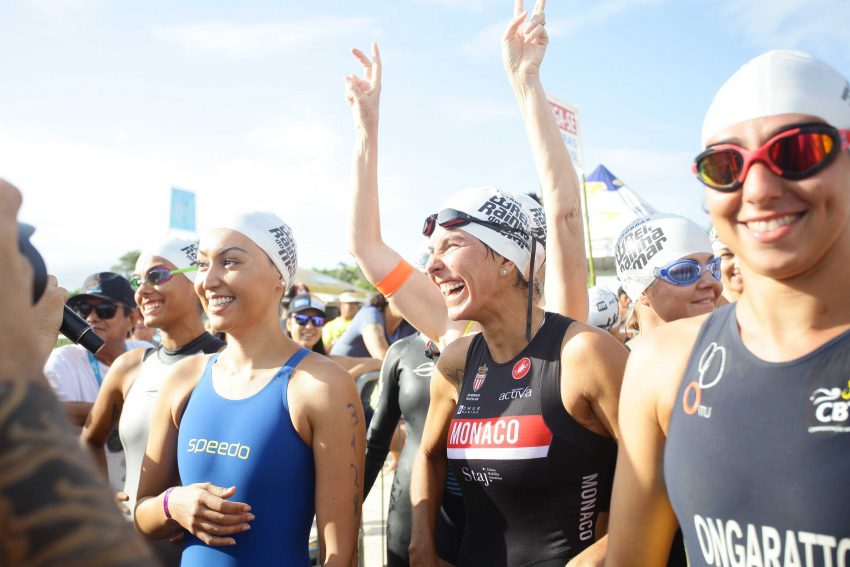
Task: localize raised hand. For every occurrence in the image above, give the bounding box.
[166,483,253,546]
[502,0,548,82]
[345,42,382,133]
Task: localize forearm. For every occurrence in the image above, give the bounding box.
[81,438,110,478]
[63,400,94,427]
[0,378,155,565]
[513,76,588,320]
[568,534,607,567]
[135,492,180,540]
[408,449,447,559]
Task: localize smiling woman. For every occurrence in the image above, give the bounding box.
[134,211,365,566]
[80,236,223,566]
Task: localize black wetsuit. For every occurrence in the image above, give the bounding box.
[666,304,850,566]
[364,334,464,566]
[447,313,617,566]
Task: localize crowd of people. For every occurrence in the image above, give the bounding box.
[2,0,849,566]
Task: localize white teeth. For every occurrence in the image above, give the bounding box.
[209,297,234,307]
[143,301,164,313]
[746,214,799,233]
[440,282,465,295]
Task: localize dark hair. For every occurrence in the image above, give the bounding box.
[617,287,628,299]
[370,293,389,311]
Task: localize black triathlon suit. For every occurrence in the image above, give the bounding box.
[447,313,617,566]
[364,333,464,566]
[666,304,850,567]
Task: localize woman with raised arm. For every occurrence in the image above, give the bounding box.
[81,236,223,565]
[606,50,850,566]
[344,34,587,353]
[135,212,365,566]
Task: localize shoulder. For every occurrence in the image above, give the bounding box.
[560,319,629,393]
[623,314,709,431]
[291,353,360,409]
[435,334,474,384]
[160,353,212,404]
[105,347,147,391]
[358,306,382,324]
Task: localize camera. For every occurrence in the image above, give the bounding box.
[18,223,104,354]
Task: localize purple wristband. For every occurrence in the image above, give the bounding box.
[163,487,176,520]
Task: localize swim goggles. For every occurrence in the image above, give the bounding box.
[693,123,850,191]
[130,265,199,290]
[422,208,528,239]
[654,257,721,286]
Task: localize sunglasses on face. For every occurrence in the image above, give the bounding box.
[422,208,529,240]
[291,313,326,327]
[654,257,722,286]
[130,265,199,290]
[74,302,121,320]
[693,123,850,191]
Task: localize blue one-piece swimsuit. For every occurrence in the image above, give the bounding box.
[177,349,314,566]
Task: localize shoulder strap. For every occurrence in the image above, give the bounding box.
[283,347,311,371]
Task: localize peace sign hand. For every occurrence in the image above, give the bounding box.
[502,0,548,83]
[345,42,382,133]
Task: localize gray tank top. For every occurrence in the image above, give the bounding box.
[665,304,850,566]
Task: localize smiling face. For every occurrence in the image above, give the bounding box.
[643,252,722,323]
[195,229,284,334]
[133,255,198,331]
[715,245,743,300]
[426,227,511,322]
[704,114,850,283]
[285,308,324,350]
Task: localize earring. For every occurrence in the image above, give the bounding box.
[500,269,508,277]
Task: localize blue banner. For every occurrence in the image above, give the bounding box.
[169,187,196,232]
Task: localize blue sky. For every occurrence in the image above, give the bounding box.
[3,0,848,288]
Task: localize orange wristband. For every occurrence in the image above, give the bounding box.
[375,260,414,297]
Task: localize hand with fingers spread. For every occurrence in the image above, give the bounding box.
[164,483,254,547]
[503,0,548,82]
[345,42,382,133]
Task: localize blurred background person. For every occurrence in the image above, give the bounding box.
[330,292,415,360]
[710,228,743,304]
[587,285,621,337]
[322,289,363,351]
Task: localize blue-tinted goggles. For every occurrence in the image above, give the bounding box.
[653,257,721,286]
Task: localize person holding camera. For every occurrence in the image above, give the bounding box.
[1,178,157,565]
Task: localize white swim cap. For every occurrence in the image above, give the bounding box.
[587,285,619,331]
[702,50,850,146]
[437,187,540,279]
[514,192,547,271]
[615,213,712,301]
[201,210,298,291]
[139,236,198,276]
[708,227,728,257]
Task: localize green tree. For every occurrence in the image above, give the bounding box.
[314,262,375,293]
[112,250,140,279]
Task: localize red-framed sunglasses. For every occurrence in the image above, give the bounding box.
[693,123,850,191]
[422,208,528,239]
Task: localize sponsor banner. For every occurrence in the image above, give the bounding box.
[169,187,196,232]
[547,94,583,171]
[447,415,552,460]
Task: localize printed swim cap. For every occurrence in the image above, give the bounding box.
[615,213,712,301]
[201,210,298,291]
[139,236,198,276]
[587,285,619,331]
[702,50,850,146]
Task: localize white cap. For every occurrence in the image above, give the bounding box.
[437,187,540,279]
[338,291,364,304]
[615,213,713,301]
[200,210,298,291]
[139,236,198,277]
[587,285,619,331]
[514,192,547,271]
[702,50,850,146]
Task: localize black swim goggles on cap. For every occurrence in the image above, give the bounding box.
[654,257,721,286]
[693,123,850,191]
[422,208,528,239]
[130,265,199,290]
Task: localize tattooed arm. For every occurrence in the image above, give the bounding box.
[0,178,156,566]
[409,336,468,566]
[291,354,366,566]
